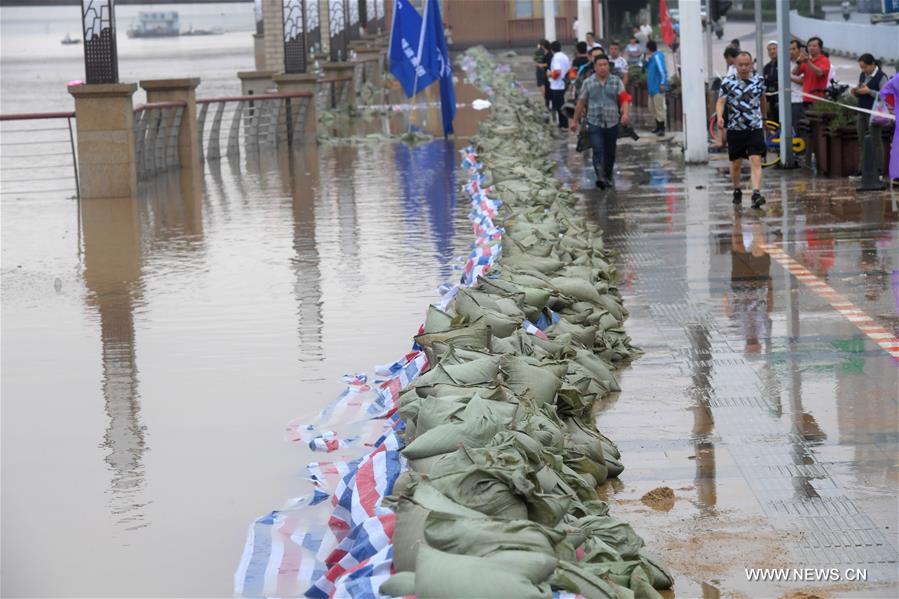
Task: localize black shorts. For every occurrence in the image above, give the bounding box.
[726,128,766,161]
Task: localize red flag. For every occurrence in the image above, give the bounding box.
[659,0,675,46]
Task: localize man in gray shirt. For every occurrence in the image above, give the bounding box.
[570,54,632,189]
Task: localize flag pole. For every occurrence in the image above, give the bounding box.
[409,0,430,134]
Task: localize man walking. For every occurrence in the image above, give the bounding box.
[570,54,632,189]
[716,51,768,209]
[548,40,571,129]
[645,40,668,136]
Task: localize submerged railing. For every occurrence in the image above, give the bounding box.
[316,75,352,113]
[0,111,80,199]
[133,101,186,181]
[196,90,314,161]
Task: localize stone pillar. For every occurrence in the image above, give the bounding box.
[139,78,201,171]
[68,83,138,199]
[319,0,331,57]
[253,32,266,70]
[262,0,285,71]
[321,61,356,105]
[238,70,277,96]
[273,73,319,144]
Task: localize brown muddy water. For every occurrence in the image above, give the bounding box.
[2,117,484,597]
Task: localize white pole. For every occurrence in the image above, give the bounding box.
[577,0,591,42]
[681,0,708,163]
[776,0,794,167]
[543,0,556,41]
[755,0,764,71]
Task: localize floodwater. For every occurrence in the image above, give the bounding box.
[1,5,486,592]
[0,3,257,113]
[1,134,481,597]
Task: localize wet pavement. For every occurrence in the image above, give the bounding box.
[561,130,898,597]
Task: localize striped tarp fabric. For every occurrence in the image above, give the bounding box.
[234,141,505,598]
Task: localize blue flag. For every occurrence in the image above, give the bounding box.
[388,0,435,97]
[418,0,456,136]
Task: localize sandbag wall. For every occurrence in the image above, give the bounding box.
[378,48,673,598]
[234,46,673,599]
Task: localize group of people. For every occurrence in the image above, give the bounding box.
[534,34,670,189]
[759,36,894,181]
[536,29,898,198]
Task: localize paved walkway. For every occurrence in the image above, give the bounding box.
[558,133,898,597]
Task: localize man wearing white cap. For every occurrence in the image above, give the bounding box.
[762,41,779,121]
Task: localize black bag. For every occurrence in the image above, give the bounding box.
[576,128,589,152]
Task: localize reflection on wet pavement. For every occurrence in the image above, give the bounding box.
[570,133,898,597]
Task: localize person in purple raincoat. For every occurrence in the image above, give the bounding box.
[878,72,899,181]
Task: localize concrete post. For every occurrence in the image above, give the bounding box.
[775,1,794,167]
[543,0,556,42]
[68,83,138,199]
[253,32,266,70]
[679,1,708,163]
[262,0,285,71]
[238,70,277,96]
[273,73,319,143]
[139,78,201,172]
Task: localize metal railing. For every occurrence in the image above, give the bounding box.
[133,101,185,181]
[0,111,80,199]
[316,75,352,113]
[196,91,314,161]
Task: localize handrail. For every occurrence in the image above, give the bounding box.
[196,91,314,105]
[0,111,76,122]
[133,100,187,114]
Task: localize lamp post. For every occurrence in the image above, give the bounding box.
[283,0,308,73]
[81,0,119,84]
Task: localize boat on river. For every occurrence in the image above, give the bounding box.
[126,11,180,38]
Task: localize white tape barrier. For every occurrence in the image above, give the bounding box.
[798,90,896,122]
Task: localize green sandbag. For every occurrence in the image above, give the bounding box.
[583,561,663,599]
[392,481,487,572]
[403,393,519,459]
[431,342,497,364]
[550,276,603,304]
[638,550,675,590]
[546,318,597,349]
[414,545,555,599]
[574,515,644,560]
[424,511,566,559]
[572,349,620,392]
[409,355,500,389]
[476,275,551,313]
[380,571,416,596]
[413,395,468,437]
[428,447,531,520]
[549,560,634,599]
[565,417,611,465]
[500,355,566,406]
[596,293,626,322]
[424,305,456,333]
[414,316,493,353]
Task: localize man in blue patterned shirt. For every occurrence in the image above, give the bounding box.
[716,51,768,209]
[570,54,631,189]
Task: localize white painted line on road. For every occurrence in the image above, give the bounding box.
[762,243,899,361]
